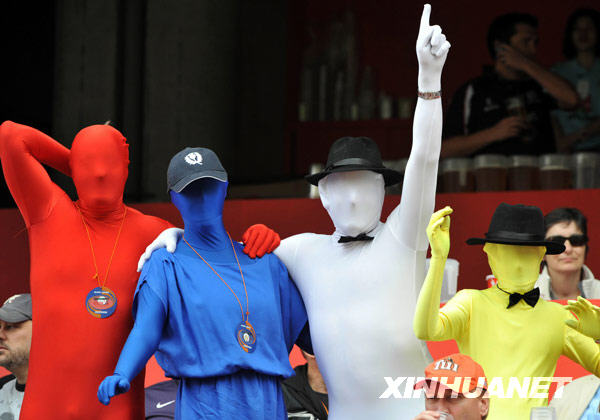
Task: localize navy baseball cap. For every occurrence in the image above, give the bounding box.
[167,147,228,193]
[0,294,32,323]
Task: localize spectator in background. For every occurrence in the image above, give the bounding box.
[551,8,600,152]
[549,374,600,420]
[282,350,328,420]
[412,353,489,420]
[0,294,32,420]
[442,12,579,158]
[535,207,600,300]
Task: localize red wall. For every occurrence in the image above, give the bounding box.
[3,189,600,301]
[2,190,600,386]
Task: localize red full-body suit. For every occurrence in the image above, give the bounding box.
[0,121,172,419]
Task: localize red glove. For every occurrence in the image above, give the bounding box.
[242,224,281,258]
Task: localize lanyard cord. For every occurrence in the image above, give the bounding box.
[76,204,128,289]
[183,233,250,322]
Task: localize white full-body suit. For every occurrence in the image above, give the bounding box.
[138,6,449,419]
[274,13,447,417]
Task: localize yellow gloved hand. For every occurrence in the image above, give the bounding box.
[427,206,453,259]
[414,206,453,341]
[565,296,600,340]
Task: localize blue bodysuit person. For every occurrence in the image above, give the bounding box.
[98,147,310,419]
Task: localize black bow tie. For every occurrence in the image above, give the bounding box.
[338,233,374,243]
[497,285,540,309]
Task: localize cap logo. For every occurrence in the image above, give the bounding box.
[433,358,459,372]
[184,152,203,165]
[3,294,21,305]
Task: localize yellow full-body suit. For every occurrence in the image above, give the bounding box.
[414,207,600,420]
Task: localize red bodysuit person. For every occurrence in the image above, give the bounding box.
[0,121,172,419]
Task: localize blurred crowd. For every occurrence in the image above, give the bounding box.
[437,8,600,194]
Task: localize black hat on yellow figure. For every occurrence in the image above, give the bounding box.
[466,203,565,255]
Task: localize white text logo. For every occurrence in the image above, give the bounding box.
[378,377,572,399]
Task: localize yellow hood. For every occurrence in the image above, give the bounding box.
[484,243,545,293]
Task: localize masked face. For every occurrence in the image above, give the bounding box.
[70,126,129,212]
[484,243,545,293]
[170,178,228,224]
[318,170,384,237]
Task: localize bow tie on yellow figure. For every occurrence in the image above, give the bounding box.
[484,243,545,308]
[414,203,600,420]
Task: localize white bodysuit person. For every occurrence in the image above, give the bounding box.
[139,5,449,419]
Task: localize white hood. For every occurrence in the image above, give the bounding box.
[318,170,385,237]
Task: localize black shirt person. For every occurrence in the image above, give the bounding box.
[442,12,579,157]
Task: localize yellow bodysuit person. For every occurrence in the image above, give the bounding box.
[414,203,600,420]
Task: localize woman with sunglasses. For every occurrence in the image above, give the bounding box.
[535,207,600,300]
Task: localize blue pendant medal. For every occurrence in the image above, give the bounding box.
[236,320,256,353]
[77,205,128,320]
[86,287,118,318]
[184,234,258,353]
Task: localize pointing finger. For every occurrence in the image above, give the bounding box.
[419,4,431,36]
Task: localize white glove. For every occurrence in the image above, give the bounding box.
[136,227,183,272]
[416,4,451,92]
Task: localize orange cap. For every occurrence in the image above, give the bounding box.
[414,353,487,395]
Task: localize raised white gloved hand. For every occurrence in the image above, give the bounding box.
[416,4,451,92]
[136,227,183,272]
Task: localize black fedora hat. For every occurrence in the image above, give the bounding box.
[305,136,402,186]
[466,203,565,254]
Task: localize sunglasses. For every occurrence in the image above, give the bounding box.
[545,234,588,247]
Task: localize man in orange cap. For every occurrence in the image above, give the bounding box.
[413,353,489,420]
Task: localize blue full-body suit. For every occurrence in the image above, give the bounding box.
[98,178,310,419]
